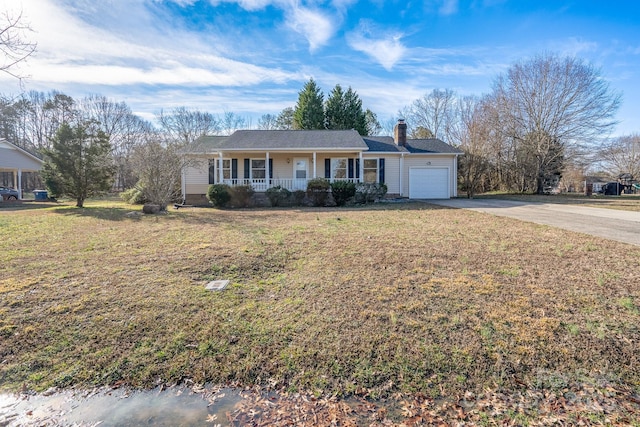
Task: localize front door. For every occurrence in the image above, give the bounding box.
[293,158,308,190]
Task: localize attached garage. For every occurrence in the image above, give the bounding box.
[409,167,450,199]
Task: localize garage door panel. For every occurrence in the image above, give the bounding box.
[409,168,449,199]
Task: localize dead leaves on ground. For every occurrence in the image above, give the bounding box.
[215,381,640,426]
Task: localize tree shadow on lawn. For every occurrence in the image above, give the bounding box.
[49,205,185,222]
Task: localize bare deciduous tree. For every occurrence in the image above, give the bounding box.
[157,107,221,144]
[79,94,153,189]
[131,135,201,210]
[599,134,640,180]
[0,9,37,79]
[450,95,493,197]
[491,53,621,193]
[401,88,456,140]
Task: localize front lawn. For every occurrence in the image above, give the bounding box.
[1,200,639,423]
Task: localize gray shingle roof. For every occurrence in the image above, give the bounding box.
[363,136,408,153]
[197,130,368,151]
[193,131,462,154]
[405,139,464,154]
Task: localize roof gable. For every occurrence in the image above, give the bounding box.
[0,139,44,170]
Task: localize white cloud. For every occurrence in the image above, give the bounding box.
[347,22,406,70]
[439,0,459,15]
[286,5,335,51]
[3,0,297,90]
[208,0,275,11]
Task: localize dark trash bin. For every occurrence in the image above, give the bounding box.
[33,190,48,201]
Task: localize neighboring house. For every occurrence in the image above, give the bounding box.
[0,139,44,200]
[181,120,463,204]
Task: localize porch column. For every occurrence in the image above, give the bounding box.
[265,152,270,187]
[17,169,22,199]
[312,152,317,178]
[218,152,223,184]
[358,152,363,183]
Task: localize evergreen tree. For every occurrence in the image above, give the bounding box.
[324,84,347,130]
[293,79,325,130]
[364,109,382,136]
[344,87,367,135]
[324,84,367,135]
[275,107,294,130]
[42,121,115,207]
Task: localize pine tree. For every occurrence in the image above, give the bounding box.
[42,121,115,207]
[324,84,367,135]
[293,79,325,130]
[324,84,346,130]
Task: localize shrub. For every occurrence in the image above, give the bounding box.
[265,186,291,207]
[120,187,147,205]
[330,180,356,206]
[207,184,231,207]
[229,185,255,208]
[306,178,330,207]
[355,182,387,204]
[292,190,306,206]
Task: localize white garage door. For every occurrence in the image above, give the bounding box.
[409,168,450,199]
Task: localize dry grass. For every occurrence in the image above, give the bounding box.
[481,192,640,211]
[1,199,639,404]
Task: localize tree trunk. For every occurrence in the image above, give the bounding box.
[76,197,84,207]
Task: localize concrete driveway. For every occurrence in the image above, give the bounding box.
[429,198,640,246]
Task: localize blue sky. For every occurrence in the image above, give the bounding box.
[2,0,639,135]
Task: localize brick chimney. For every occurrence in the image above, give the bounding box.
[394,119,407,146]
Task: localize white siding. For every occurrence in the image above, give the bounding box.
[184,158,209,195]
[363,155,401,195]
[401,155,457,198]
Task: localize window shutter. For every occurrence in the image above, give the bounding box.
[355,159,360,179]
[325,159,331,179]
[232,159,238,180]
[208,159,215,184]
[244,158,250,179]
[379,158,385,183]
[269,158,274,179]
[348,159,354,179]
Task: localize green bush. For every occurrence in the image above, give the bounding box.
[330,180,356,206]
[355,183,387,204]
[306,178,330,207]
[120,187,147,205]
[265,186,291,207]
[207,184,231,207]
[229,185,255,208]
[292,190,306,206]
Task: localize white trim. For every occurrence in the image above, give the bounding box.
[312,152,317,178]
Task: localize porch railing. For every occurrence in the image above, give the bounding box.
[221,178,359,192]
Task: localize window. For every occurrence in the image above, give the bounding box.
[251,159,266,179]
[331,158,347,179]
[363,159,378,183]
[208,159,216,184]
[221,159,232,180]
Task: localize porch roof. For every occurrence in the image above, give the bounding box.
[195,129,368,152]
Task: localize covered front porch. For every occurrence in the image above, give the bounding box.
[206,151,367,192]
